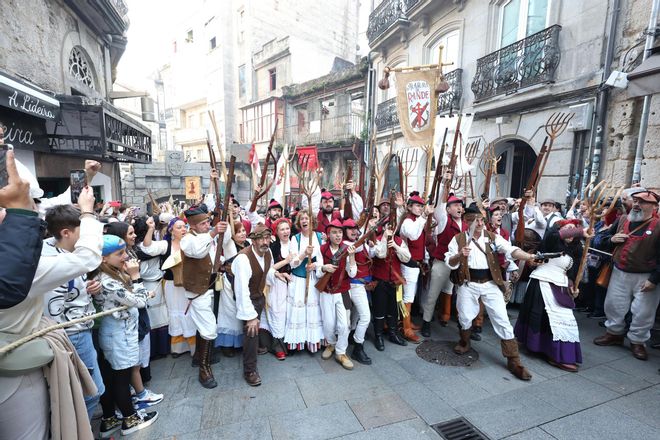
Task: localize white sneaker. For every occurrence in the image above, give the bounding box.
[132,389,164,410]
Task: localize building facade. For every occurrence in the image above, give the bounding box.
[368,0,658,204]
[0,0,151,202]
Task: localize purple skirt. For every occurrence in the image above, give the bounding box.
[514,279,582,364]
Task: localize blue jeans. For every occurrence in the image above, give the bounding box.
[68,330,105,419]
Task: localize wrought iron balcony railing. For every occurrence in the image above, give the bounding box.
[284,113,363,146]
[471,25,562,102]
[438,68,462,114]
[367,0,421,45]
[375,97,399,132]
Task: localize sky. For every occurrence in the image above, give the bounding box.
[116,0,371,90]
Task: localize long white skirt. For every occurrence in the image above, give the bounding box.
[144,279,169,329]
[216,274,244,348]
[163,280,196,338]
[284,273,324,352]
[260,277,288,339]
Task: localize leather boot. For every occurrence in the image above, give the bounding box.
[593,332,624,346]
[191,333,202,367]
[501,339,532,381]
[193,336,221,367]
[373,318,385,351]
[453,329,471,354]
[352,343,372,365]
[387,316,408,346]
[198,338,218,389]
[421,321,431,338]
[402,303,421,344]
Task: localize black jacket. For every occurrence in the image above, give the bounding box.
[0,209,45,309]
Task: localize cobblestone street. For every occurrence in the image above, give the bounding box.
[120,311,660,440]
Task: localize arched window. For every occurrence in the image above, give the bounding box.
[428,29,460,69]
[68,47,96,90]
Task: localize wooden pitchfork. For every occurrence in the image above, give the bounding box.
[573,181,624,290]
[373,129,395,201]
[464,140,480,202]
[536,112,575,184]
[398,147,419,195]
[290,152,320,304]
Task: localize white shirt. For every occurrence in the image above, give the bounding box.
[445,230,520,270]
[374,233,411,263]
[315,243,358,279]
[512,204,546,239]
[232,249,276,321]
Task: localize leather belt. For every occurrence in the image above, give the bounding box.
[469,269,492,283]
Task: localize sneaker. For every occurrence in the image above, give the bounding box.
[99,415,122,438]
[132,389,164,410]
[121,410,158,436]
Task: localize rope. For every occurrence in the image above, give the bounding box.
[0,306,128,355]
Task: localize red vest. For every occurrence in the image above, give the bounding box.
[316,210,342,233]
[431,217,466,261]
[320,242,350,293]
[615,216,660,273]
[371,235,404,284]
[351,243,372,280]
[403,214,426,261]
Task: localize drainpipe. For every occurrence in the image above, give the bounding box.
[631,0,660,184]
[589,0,620,185]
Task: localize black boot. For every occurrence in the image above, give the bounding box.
[373,318,385,351]
[387,316,407,346]
[421,321,431,338]
[352,343,372,365]
[348,330,355,346]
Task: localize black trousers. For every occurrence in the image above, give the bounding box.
[372,280,398,320]
[243,296,265,374]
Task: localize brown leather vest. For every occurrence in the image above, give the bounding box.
[452,231,506,293]
[240,246,272,302]
[181,232,213,295]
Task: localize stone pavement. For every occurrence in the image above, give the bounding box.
[121,310,660,440]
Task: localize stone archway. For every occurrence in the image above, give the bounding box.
[494,138,537,199]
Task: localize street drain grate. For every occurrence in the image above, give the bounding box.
[415,340,479,367]
[431,417,490,440]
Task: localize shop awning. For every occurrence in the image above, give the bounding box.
[46,95,152,163]
[0,71,59,120]
[627,52,660,98]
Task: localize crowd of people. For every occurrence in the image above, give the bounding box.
[0,131,659,439]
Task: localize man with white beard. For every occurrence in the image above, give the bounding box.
[594,191,660,361]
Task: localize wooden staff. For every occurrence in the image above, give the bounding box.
[573,181,623,289]
[442,115,462,202]
[248,119,279,212]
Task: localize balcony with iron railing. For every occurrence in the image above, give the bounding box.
[375,68,463,131]
[366,0,421,46]
[284,114,363,147]
[471,25,562,102]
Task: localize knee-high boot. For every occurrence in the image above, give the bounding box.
[402,303,420,344]
[198,338,218,389]
[501,339,532,381]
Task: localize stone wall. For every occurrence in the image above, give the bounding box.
[0,0,110,98]
[601,0,659,190]
[121,150,255,210]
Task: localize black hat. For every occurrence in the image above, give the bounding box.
[184,204,209,225]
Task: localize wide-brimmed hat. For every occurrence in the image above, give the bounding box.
[463,205,484,220]
[248,223,272,239]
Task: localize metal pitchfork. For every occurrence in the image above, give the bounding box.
[573,180,624,290]
[290,152,321,304]
[398,147,419,195]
